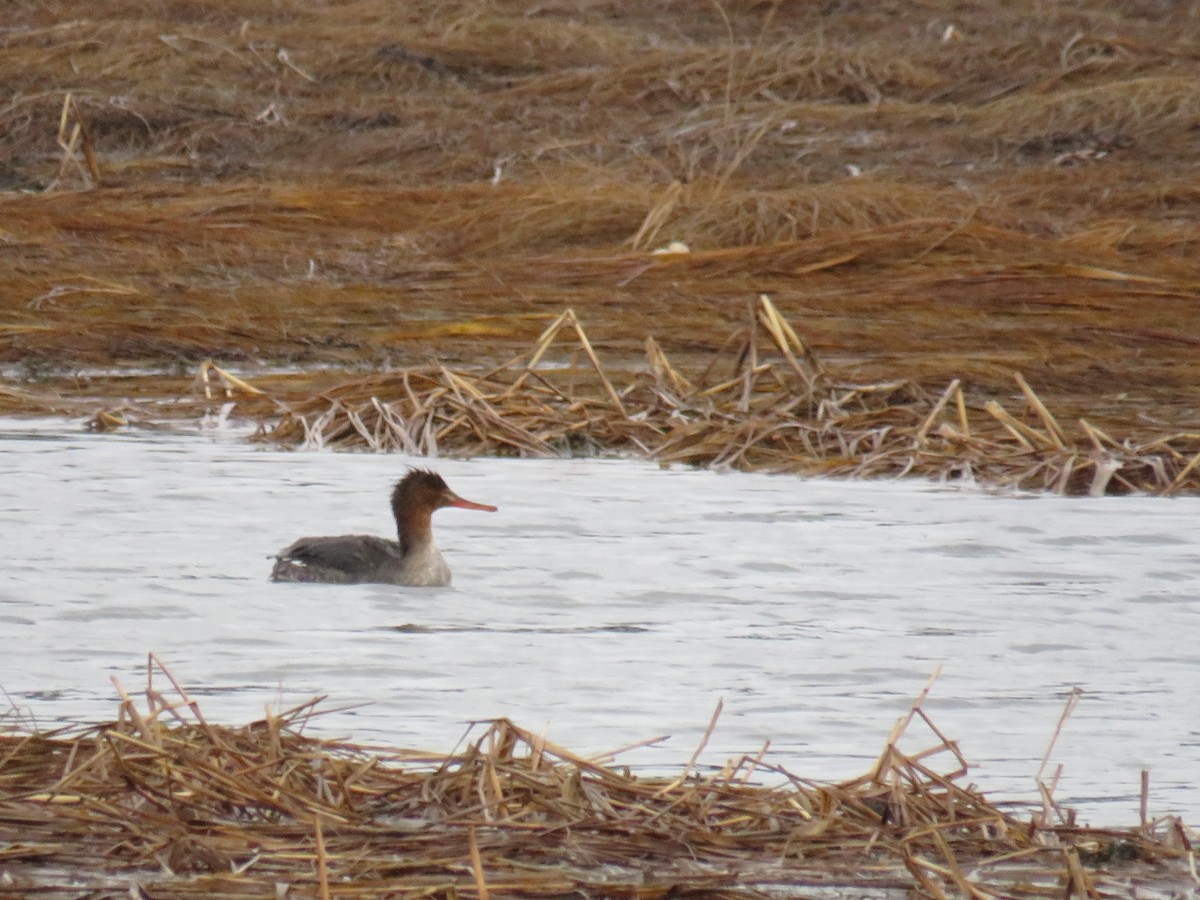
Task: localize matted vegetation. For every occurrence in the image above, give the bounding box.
[1,0,1199,491]
[4,6,1200,892]
[241,297,1200,495]
[1,659,1196,897]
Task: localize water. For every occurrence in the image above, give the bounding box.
[2,418,1198,826]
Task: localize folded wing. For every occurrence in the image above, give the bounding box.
[271,535,399,584]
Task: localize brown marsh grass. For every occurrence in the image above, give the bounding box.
[1,0,1199,481]
[1,657,1195,897]
[244,297,1200,495]
[4,6,1200,889]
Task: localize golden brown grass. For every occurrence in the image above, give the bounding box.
[240,297,1200,495]
[1,658,1195,897]
[1,0,1199,488]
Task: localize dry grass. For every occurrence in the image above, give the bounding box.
[1,658,1195,897]
[1,0,1200,484]
[239,297,1200,495]
[4,8,1200,891]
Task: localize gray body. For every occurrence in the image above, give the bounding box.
[270,534,451,586]
[269,470,494,587]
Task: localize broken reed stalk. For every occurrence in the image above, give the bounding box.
[2,658,1196,898]
[467,826,490,900]
[654,696,723,797]
[1036,686,1083,785]
[53,93,100,189]
[197,359,266,401]
[314,815,331,900]
[630,179,684,250]
[1034,686,1084,829]
[1016,371,1068,450]
[229,298,1200,495]
[1142,769,1151,831]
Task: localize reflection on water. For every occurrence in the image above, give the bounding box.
[2,419,1198,824]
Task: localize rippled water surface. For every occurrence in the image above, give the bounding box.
[3,419,1198,824]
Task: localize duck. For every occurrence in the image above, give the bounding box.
[270,469,497,586]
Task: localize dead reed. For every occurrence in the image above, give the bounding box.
[1,658,1194,897]
[250,297,1200,496]
[3,0,1200,493]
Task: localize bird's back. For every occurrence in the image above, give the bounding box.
[271,534,401,584]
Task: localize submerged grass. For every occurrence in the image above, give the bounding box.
[1,658,1195,897]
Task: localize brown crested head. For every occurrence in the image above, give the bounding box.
[392,468,449,512]
[391,469,498,520]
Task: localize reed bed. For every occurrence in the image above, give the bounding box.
[250,297,1200,496]
[2,0,1200,488]
[1,659,1195,897]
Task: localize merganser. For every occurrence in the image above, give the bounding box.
[270,469,497,586]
